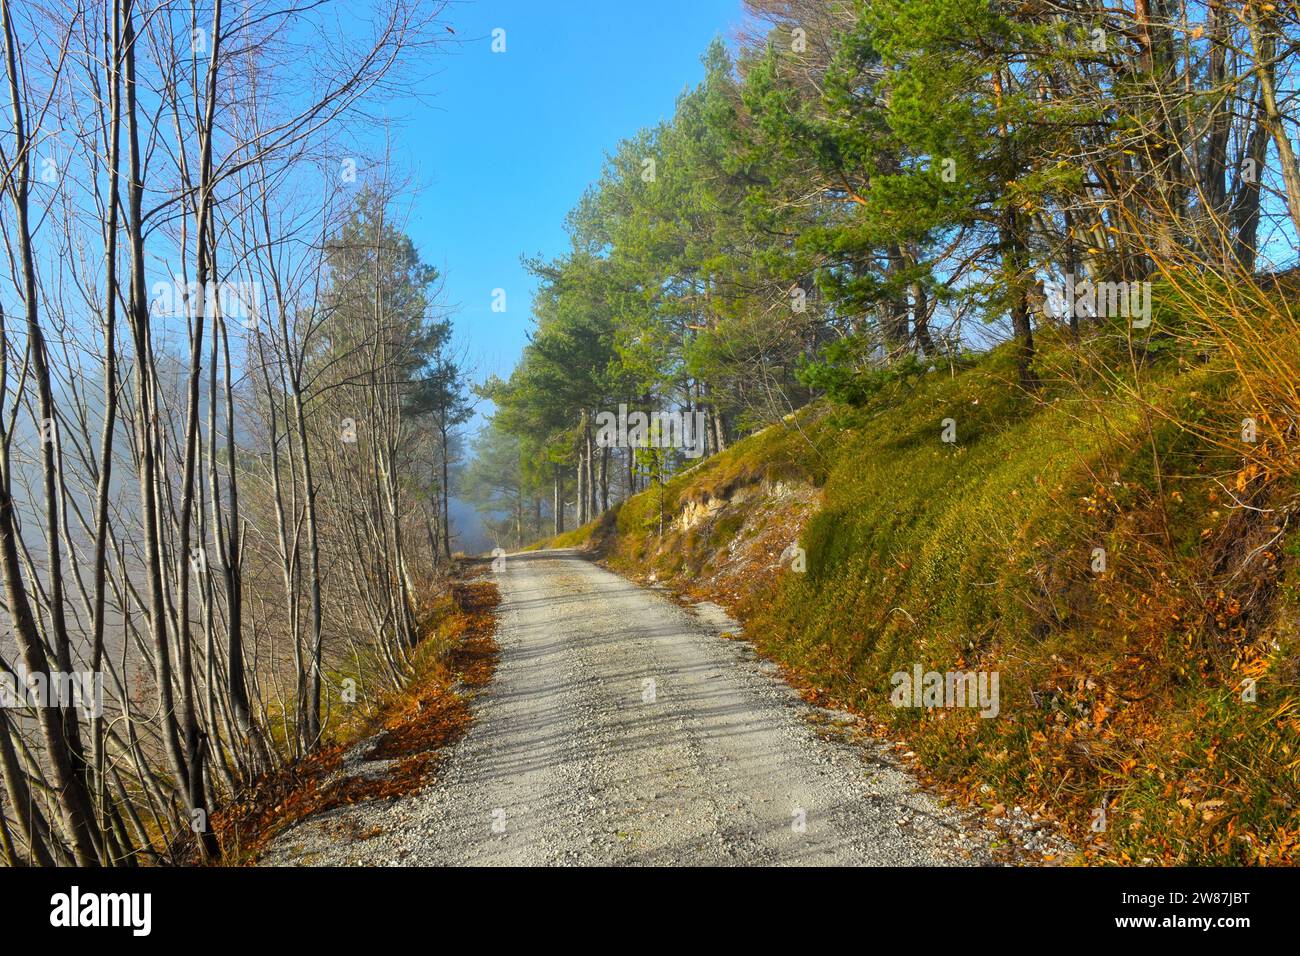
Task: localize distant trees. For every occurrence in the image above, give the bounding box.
[485,0,1299,528]
[0,0,457,866]
[460,424,542,551]
[413,331,475,563]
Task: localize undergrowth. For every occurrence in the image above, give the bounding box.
[198,575,500,865]
[538,319,1300,865]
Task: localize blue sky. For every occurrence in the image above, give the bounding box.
[396,0,746,414]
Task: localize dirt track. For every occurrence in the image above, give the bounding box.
[262,549,1003,866]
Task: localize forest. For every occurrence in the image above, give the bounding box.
[469,0,1300,551]
[0,0,469,866]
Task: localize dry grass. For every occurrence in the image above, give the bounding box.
[553,327,1300,865]
[195,576,500,865]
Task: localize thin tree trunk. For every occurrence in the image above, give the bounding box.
[1230,96,1269,271]
[585,415,597,518]
[1246,9,1300,240]
[89,0,125,861]
[553,464,564,534]
[0,708,57,866]
[124,7,193,841]
[441,420,452,560]
[576,410,588,526]
[599,445,609,513]
[0,0,102,865]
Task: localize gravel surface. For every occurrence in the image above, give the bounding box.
[261,549,1015,866]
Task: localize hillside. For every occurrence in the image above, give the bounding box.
[537,327,1300,866]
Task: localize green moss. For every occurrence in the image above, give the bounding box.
[579,330,1300,864]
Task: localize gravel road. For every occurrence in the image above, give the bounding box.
[262,548,1004,866]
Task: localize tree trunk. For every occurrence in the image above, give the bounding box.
[1062,208,1079,337]
[1246,9,1300,240]
[89,0,125,859]
[599,445,609,513]
[1202,2,1230,260]
[585,417,597,518]
[0,708,58,865]
[576,410,588,526]
[441,420,453,560]
[553,465,564,534]
[1004,206,1036,389]
[123,12,194,838]
[1230,96,1269,271]
[0,1,102,865]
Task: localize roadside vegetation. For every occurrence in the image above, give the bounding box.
[542,289,1300,864]
[200,575,498,865]
[0,1,471,867]
[481,1,1300,866]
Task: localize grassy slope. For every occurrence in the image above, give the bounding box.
[542,331,1300,865]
